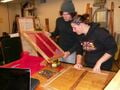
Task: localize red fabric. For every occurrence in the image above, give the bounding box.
[26,32,54,57]
[0,52,45,75]
[37,33,57,51]
[37,33,63,55]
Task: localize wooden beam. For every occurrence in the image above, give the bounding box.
[45,18,50,32]
[109,2,114,36]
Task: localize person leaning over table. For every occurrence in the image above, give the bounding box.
[64,14,117,72]
[43,0,79,64]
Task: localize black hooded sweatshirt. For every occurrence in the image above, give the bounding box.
[74,23,117,70]
[51,17,79,52]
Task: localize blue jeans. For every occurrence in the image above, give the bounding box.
[60,52,76,64]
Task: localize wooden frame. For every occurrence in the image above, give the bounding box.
[93,7,108,28]
[17,17,35,32]
[18,18,64,62]
[92,2,114,34]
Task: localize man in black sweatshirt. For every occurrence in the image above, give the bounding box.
[45,0,79,64]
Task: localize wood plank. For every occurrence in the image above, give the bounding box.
[45,18,50,32]
[75,71,113,90]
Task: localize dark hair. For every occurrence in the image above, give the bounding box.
[59,11,77,18]
[72,14,90,25]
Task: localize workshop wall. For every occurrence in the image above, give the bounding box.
[0,3,21,36]
[36,0,120,33]
[0,4,9,36]
[0,0,120,36]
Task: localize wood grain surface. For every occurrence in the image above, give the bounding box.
[41,66,115,90]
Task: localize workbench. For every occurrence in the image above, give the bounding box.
[32,63,117,90]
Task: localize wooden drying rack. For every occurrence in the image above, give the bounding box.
[17,17,64,63]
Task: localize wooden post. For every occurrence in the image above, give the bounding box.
[85,3,93,22]
[89,7,93,22]
[85,3,90,14]
[45,18,50,32]
[109,2,114,36]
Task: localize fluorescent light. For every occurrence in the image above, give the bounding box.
[1,0,13,3]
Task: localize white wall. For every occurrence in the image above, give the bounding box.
[35,0,94,31]
[0,4,9,36]
[0,2,21,36]
[7,3,21,33]
[35,0,63,32]
[0,0,120,35]
[36,0,120,33]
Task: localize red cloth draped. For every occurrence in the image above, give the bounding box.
[0,52,45,75]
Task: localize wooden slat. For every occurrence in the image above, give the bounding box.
[75,71,113,90]
[85,3,92,22]
[109,2,114,36]
[85,3,90,14]
[45,18,50,32]
[21,31,50,62]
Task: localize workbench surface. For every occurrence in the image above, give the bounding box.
[32,63,117,90]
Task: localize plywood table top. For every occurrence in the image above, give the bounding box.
[32,63,116,90]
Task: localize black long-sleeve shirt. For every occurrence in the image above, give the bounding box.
[51,17,79,52]
[73,23,117,70]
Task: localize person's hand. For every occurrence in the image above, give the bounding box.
[74,63,83,70]
[93,61,102,73]
[63,51,70,58]
[42,30,51,37]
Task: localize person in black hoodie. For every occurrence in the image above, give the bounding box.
[44,0,78,64]
[66,14,117,72]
